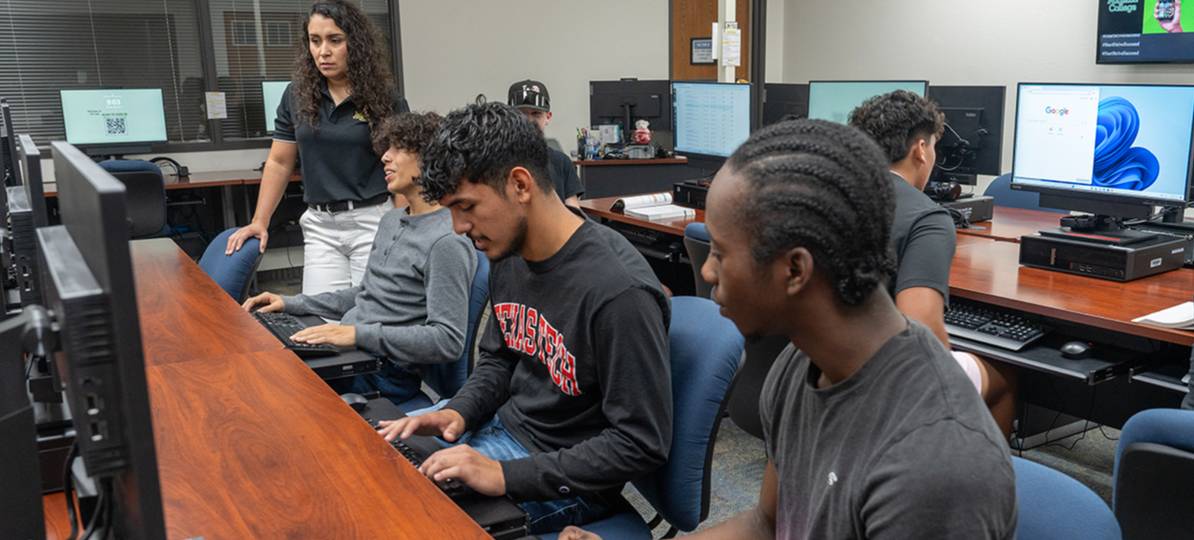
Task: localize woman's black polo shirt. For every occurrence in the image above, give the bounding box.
[273,81,409,204]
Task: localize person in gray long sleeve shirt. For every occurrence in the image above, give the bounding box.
[243,112,477,404]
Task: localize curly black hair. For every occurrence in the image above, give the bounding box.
[726,119,897,306]
[293,0,395,129]
[847,90,944,164]
[417,101,551,202]
[371,112,443,156]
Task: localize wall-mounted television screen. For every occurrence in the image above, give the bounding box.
[1098,0,1194,63]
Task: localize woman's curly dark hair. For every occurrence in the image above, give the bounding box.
[847,90,944,164]
[371,112,443,157]
[726,119,897,306]
[293,0,395,129]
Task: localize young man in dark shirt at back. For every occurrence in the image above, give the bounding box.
[508,79,585,206]
[375,101,672,534]
[849,90,1016,435]
[564,120,1015,539]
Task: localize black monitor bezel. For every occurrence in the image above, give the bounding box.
[2,99,21,186]
[1009,82,1194,210]
[45,140,165,538]
[761,83,810,126]
[589,79,672,134]
[927,85,1007,180]
[16,134,48,228]
[671,81,755,160]
[59,88,169,152]
[806,79,930,122]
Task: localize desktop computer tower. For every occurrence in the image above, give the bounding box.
[1019,234,1187,281]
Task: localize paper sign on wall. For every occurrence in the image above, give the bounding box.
[205,92,227,120]
[721,22,741,67]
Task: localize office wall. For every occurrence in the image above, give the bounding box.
[780,0,1194,191]
[398,0,670,149]
[764,0,784,83]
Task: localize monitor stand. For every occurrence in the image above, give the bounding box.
[1039,214,1159,246]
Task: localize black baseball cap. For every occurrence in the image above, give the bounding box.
[508,80,550,112]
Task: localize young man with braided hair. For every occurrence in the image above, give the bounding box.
[564,119,1015,540]
[849,90,1016,435]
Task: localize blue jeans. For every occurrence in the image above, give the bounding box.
[410,401,613,534]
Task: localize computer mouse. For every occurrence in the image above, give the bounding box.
[340,392,368,412]
[1060,341,1092,359]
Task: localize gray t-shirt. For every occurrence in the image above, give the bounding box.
[888,173,956,304]
[759,321,1016,539]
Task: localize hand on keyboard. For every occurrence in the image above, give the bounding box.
[377,409,466,442]
[418,444,507,497]
[243,291,285,313]
[290,323,357,348]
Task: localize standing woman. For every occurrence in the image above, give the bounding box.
[227,0,408,295]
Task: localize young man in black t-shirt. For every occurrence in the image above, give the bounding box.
[564,119,1016,540]
[376,101,672,534]
[508,79,584,206]
[849,90,1016,435]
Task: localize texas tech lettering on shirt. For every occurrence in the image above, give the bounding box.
[493,302,581,396]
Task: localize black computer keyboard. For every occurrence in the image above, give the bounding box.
[367,418,470,499]
[945,300,1048,351]
[253,311,339,357]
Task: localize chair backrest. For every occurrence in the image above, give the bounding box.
[198,227,263,303]
[419,251,489,399]
[683,222,713,299]
[1012,456,1120,540]
[726,335,789,440]
[983,173,1067,213]
[1114,408,1194,540]
[98,159,168,238]
[633,295,744,532]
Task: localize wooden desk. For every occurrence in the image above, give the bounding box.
[958,207,1065,243]
[580,195,702,237]
[951,235,1194,346]
[43,239,488,539]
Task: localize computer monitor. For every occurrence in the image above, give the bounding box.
[927,85,1007,186]
[5,134,48,308]
[2,98,19,187]
[60,88,168,157]
[807,80,929,124]
[762,83,810,126]
[590,80,672,143]
[672,82,752,159]
[42,141,165,537]
[1011,83,1194,241]
[262,81,290,134]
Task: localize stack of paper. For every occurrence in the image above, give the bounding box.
[612,192,696,221]
[1132,301,1194,329]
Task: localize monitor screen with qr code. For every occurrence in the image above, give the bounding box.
[60,89,167,146]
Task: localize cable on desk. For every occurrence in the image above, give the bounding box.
[64,442,80,540]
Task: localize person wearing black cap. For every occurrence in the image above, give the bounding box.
[508,79,584,206]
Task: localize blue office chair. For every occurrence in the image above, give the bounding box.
[682,223,712,299]
[1012,456,1120,540]
[1114,408,1194,540]
[98,159,170,238]
[541,295,745,539]
[983,174,1066,213]
[397,251,490,412]
[198,227,263,303]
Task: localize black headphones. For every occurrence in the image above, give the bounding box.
[149,156,189,179]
